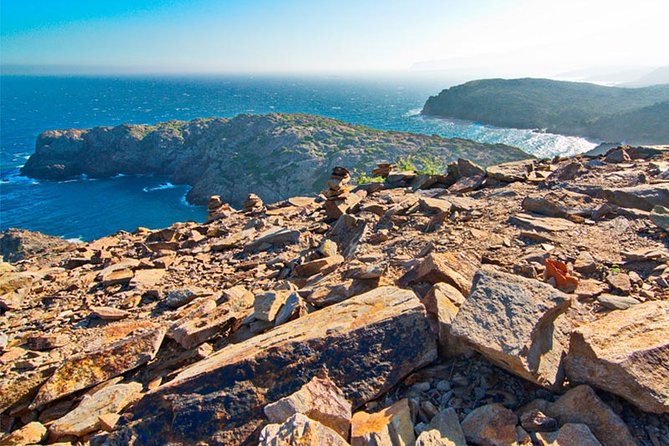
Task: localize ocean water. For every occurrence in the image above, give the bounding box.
[0,74,597,240]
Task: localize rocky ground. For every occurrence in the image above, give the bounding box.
[1,144,669,446]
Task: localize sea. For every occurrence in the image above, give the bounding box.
[0,74,597,241]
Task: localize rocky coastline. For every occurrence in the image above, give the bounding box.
[2,144,669,445]
[19,113,529,207]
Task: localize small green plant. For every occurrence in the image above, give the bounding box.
[416,154,444,175]
[610,264,621,274]
[395,155,417,172]
[354,170,384,185]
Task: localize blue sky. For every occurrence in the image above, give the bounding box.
[1,0,668,74]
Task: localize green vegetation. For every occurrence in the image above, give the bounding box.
[354,171,385,185]
[422,78,669,144]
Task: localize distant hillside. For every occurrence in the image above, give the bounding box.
[422,78,669,144]
[21,113,529,206]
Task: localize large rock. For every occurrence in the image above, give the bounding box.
[0,421,47,446]
[523,385,636,446]
[422,283,465,354]
[31,325,165,408]
[49,382,142,437]
[601,183,669,211]
[450,267,571,388]
[398,252,478,295]
[102,287,437,445]
[416,408,466,446]
[264,376,352,439]
[168,288,254,349]
[461,403,518,446]
[535,423,602,446]
[350,399,414,446]
[486,159,534,182]
[259,413,350,446]
[566,300,669,413]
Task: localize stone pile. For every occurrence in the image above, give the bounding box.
[322,167,363,220]
[1,145,669,446]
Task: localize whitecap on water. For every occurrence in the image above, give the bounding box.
[142,182,177,192]
[411,114,598,158]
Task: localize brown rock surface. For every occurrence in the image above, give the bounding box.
[102,287,436,445]
[49,382,142,437]
[264,376,352,439]
[566,301,669,413]
[31,325,165,408]
[350,399,415,446]
[259,413,350,446]
[461,403,518,446]
[451,267,571,388]
[528,385,636,446]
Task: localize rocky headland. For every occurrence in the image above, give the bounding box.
[422,78,669,145]
[2,144,669,445]
[20,113,528,207]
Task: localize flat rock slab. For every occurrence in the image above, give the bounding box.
[451,267,571,388]
[49,382,142,437]
[102,287,436,446]
[487,159,534,182]
[566,300,669,413]
[398,251,478,295]
[259,413,349,446]
[509,213,576,232]
[601,183,669,211]
[31,325,165,409]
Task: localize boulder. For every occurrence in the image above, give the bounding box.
[253,291,291,323]
[49,382,142,437]
[398,252,478,295]
[327,214,368,259]
[535,423,602,446]
[0,421,46,446]
[565,301,669,413]
[595,293,639,310]
[450,267,571,388]
[30,325,165,408]
[102,287,436,445]
[461,403,518,446]
[165,287,214,309]
[294,255,344,278]
[259,413,350,446]
[129,268,166,290]
[422,283,465,354]
[486,159,533,182]
[416,408,466,446]
[350,399,414,446]
[246,227,301,251]
[524,385,635,446]
[264,376,351,439]
[168,289,253,349]
[601,183,669,211]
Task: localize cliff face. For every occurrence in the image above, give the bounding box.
[21,113,529,206]
[422,78,669,144]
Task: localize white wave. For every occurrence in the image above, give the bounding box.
[1,173,40,185]
[112,173,127,178]
[64,236,85,244]
[404,107,423,117]
[142,182,177,193]
[180,191,197,207]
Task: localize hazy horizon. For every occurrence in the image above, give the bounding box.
[2,0,668,78]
